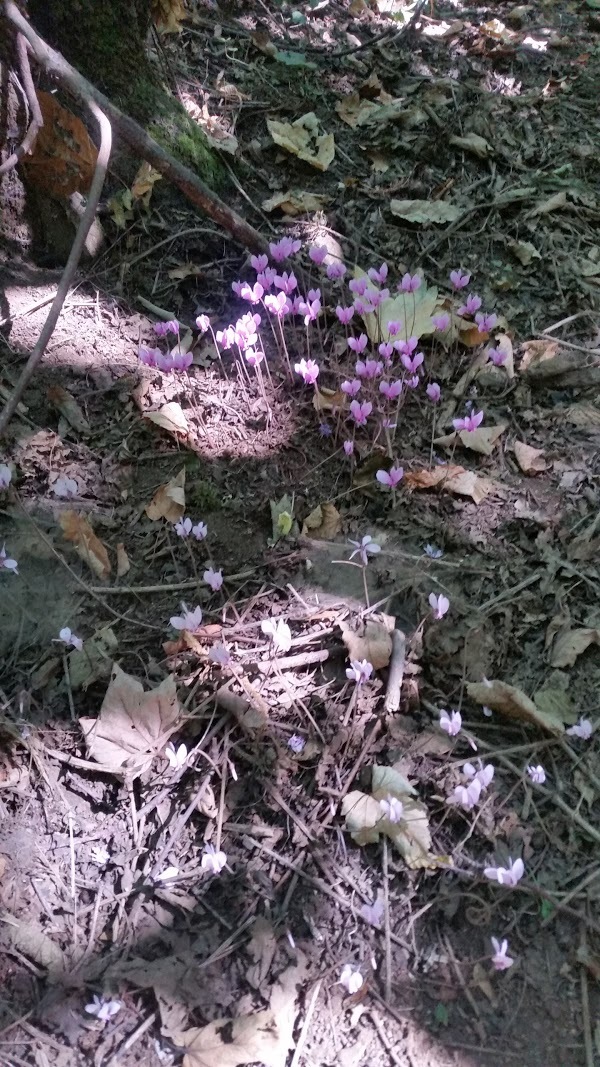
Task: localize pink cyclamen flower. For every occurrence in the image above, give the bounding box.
[288,733,306,754]
[426,382,441,403]
[165,741,187,769]
[484,857,524,886]
[406,374,419,390]
[349,277,368,297]
[170,604,203,631]
[339,965,363,995]
[0,464,11,490]
[488,347,507,366]
[209,642,231,666]
[368,288,389,308]
[261,618,292,653]
[348,334,369,354]
[432,312,451,332]
[399,272,422,293]
[401,351,424,375]
[453,410,484,433]
[300,298,321,324]
[450,269,471,290]
[274,272,297,296]
[463,762,494,790]
[240,281,264,304]
[138,346,161,367]
[231,281,243,297]
[491,937,514,971]
[387,320,402,336]
[294,358,320,385]
[85,996,122,1022]
[192,521,208,541]
[566,718,593,740]
[349,400,372,425]
[429,592,450,619]
[175,517,192,538]
[171,349,193,371]
[368,263,389,284]
[376,466,404,489]
[195,314,211,333]
[53,475,79,499]
[348,535,381,566]
[154,319,179,337]
[269,236,301,262]
[360,897,384,928]
[379,795,403,822]
[378,342,394,361]
[246,349,263,368]
[203,567,223,592]
[346,659,373,684]
[457,294,482,316]
[343,440,354,456]
[336,305,354,325]
[341,379,361,397]
[264,292,288,317]
[58,627,83,652]
[257,267,277,290]
[355,359,382,379]
[353,297,374,316]
[394,336,418,357]
[380,379,403,400]
[201,843,227,875]
[439,709,462,736]
[307,289,321,302]
[309,244,328,266]
[447,778,482,811]
[251,253,269,272]
[327,261,346,280]
[475,311,497,334]
[526,764,546,784]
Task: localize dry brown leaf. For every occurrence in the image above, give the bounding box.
[266,113,335,171]
[519,337,560,373]
[340,618,393,670]
[262,190,329,215]
[79,664,182,778]
[434,424,507,456]
[301,502,341,540]
[564,402,600,429]
[404,465,493,504]
[389,199,461,226]
[131,161,162,205]
[22,91,98,196]
[335,94,380,128]
[514,441,547,474]
[527,189,567,217]
[59,511,111,579]
[152,0,187,32]
[467,679,564,736]
[491,333,515,378]
[449,133,493,159]
[47,385,90,434]
[312,386,346,412]
[550,627,600,668]
[116,542,131,577]
[145,403,190,437]
[145,468,186,522]
[4,911,65,973]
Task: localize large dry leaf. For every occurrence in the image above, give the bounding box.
[343,765,436,869]
[514,441,547,474]
[79,664,182,778]
[301,502,341,540]
[340,618,393,670]
[145,403,190,437]
[59,511,111,579]
[145,468,186,522]
[434,424,507,456]
[467,679,564,736]
[565,402,600,429]
[404,465,492,504]
[47,385,90,434]
[353,267,440,344]
[449,133,493,159]
[390,199,462,225]
[266,113,335,171]
[22,91,97,196]
[262,190,329,216]
[550,627,600,668]
[3,912,65,973]
[335,94,380,127]
[131,161,163,205]
[152,0,186,32]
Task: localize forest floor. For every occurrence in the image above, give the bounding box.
[1,0,600,1065]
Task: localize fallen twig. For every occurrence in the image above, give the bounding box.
[383,629,406,714]
[0,32,43,176]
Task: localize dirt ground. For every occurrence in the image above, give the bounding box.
[1,0,600,1065]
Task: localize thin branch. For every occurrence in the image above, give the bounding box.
[0,32,43,176]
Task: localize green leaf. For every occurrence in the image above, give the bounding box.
[273,50,317,69]
[372,764,417,799]
[270,494,294,542]
[434,1002,449,1027]
[540,899,554,921]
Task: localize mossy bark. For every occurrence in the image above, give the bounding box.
[27,0,222,187]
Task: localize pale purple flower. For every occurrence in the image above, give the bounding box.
[463,762,494,790]
[349,277,368,297]
[85,995,122,1023]
[475,311,497,334]
[264,292,288,317]
[203,567,223,592]
[201,843,227,875]
[287,295,304,316]
[309,244,328,266]
[353,297,374,316]
[429,592,450,619]
[394,336,418,357]
[400,350,424,374]
[0,464,12,489]
[216,325,236,350]
[319,422,332,437]
[0,545,18,574]
[566,718,593,740]
[165,741,187,768]
[355,359,382,379]
[348,534,381,565]
[175,516,193,538]
[336,305,354,325]
[138,342,160,364]
[251,253,269,272]
[406,374,420,390]
[170,604,203,631]
[231,280,243,297]
[453,411,484,432]
[379,379,403,400]
[488,347,507,366]
[439,709,462,736]
[457,294,482,316]
[343,440,354,456]
[359,898,384,928]
[327,261,346,280]
[274,271,297,296]
[299,297,321,324]
[294,358,320,385]
[58,627,83,652]
[450,269,471,290]
[154,319,179,337]
[424,543,443,558]
[491,937,514,971]
[269,236,301,262]
[387,320,402,336]
[195,314,211,333]
[348,334,369,354]
[288,734,306,754]
[484,857,524,886]
[245,349,263,368]
[426,382,441,403]
[399,272,421,293]
[376,466,404,489]
[368,288,389,308]
[368,263,389,284]
[171,349,193,372]
[339,964,363,995]
[341,379,361,397]
[349,400,372,425]
[209,643,231,666]
[307,288,321,303]
[240,281,264,304]
[346,659,373,684]
[447,778,482,811]
[261,618,292,653]
[378,342,394,361]
[257,267,277,290]
[379,795,403,822]
[53,475,79,499]
[432,312,451,332]
[192,521,208,541]
[526,764,546,784]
